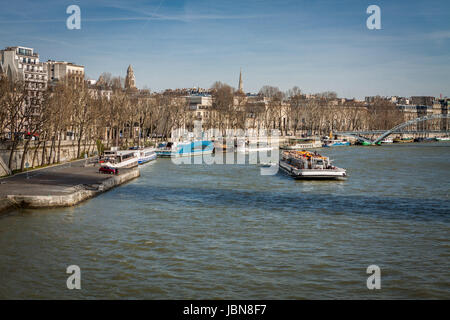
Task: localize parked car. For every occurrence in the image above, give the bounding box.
[99,166,119,175]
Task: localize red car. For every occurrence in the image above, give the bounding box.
[99,166,119,175]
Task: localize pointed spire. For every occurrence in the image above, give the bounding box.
[238,68,244,93]
[125,64,136,90]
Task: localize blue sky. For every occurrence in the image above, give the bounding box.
[0,0,449,98]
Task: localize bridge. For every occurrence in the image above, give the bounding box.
[335,114,450,144]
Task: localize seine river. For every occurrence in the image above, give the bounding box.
[0,143,449,299]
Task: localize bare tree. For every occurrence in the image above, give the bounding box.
[211,82,234,134]
[3,80,30,169]
[72,84,95,158]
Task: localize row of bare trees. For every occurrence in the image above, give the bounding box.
[206,83,404,137]
[0,76,194,171]
[0,75,405,172]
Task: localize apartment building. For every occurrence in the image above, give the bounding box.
[44,60,84,86]
[0,46,48,98]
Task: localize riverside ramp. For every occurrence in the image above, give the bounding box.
[0,159,139,214]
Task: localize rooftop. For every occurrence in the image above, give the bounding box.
[45,60,84,68]
[4,46,38,57]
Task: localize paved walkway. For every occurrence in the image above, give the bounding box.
[0,159,133,197]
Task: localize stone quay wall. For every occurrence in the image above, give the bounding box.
[0,140,97,176]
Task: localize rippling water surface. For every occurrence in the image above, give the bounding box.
[0,143,449,299]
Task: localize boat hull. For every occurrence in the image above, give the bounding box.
[323,142,351,147]
[156,149,214,158]
[138,153,157,164]
[393,138,414,143]
[156,140,214,158]
[279,160,347,180]
[281,143,322,150]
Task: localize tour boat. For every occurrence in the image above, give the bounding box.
[322,139,351,147]
[132,147,157,164]
[281,138,322,150]
[100,150,138,168]
[156,140,214,158]
[279,150,347,180]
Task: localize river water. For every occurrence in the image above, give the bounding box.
[0,143,449,299]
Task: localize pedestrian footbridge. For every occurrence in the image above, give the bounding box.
[336,114,450,144]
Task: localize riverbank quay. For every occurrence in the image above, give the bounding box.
[0,159,139,215]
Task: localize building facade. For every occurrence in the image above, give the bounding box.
[0,46,48,98]
[44,60,84,86]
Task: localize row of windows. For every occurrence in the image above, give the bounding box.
[21,57,39,64]
[20,64,44,72]
[26,90,44,98]
[25,73,46,80]
[17,48,33,56]
[68,69,83,75]
[27,82,46,89]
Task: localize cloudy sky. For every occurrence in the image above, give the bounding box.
[0,0,449,98]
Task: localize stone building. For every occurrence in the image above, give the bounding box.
[434,99,449,131]
[44,60,84,87]
[0,46,48,98]
[188,94,213,120]
[0,46,48,122]
[87,76,113,101]
[411,96,434,106]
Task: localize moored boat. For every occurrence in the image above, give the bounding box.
[322,139,351,147]
[356,140,375,146]
[393,137,414,143]
[380,138,393,144]
[281,138,322,150]
[279,150,347,180]
[100,149,138,168]
[132,147,157,164]
[156,140,214,158]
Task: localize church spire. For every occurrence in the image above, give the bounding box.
[125,64,136,90]
[238,68,244,93]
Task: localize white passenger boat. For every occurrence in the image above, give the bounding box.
[131,147,157,164]
[279,151,347,180]
[100,150,138,168]
[322,139,351,147]
[380,138,393,144]
[156,140,214,158]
